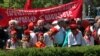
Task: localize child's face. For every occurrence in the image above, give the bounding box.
[85,31,91,35]
[11,34,16,38]
[23,35,30,41]
[38,35,44,41]
[48,31,53,36]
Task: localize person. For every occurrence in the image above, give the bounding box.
[93,16,100,31]
[35,32,45,48]
[7,20,22,40]
[53,19,66,47]
[93,17,100,45]
[34,19,48,33]
[44,27,58,47]
[0,26,8,49]
[27,22,37,47]
[6,30,20,49]
[97,28,100,44]
[62,19,71,47]
[21,30,31,48]
[76,19,85,35]
[83,26,94,46]
[68,24,84,47]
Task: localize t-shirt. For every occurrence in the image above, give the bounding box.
[44,33,54,47]
[7,39,19,49]
[35,41,45,48]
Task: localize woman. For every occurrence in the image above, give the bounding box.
[83,26,94,46]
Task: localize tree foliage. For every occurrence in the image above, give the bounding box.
[93,0,100,7]
[0,0,71,9]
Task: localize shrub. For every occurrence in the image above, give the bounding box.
[0,45,100,56]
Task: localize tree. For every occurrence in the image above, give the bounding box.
[0,0,71,9]
[93,0,100,7]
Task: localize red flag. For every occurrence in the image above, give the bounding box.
[0,0,83,27]
[24,0,32,10]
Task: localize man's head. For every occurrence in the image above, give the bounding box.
[95,16,100,23]
[96,19,100,26]
[37,19,44,26]
[58,19,66,27]
[64,19,70,29]
[9,20,18,28]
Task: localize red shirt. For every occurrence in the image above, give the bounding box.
[35,41,45,48]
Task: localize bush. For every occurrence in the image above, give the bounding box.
[0,46,100,56]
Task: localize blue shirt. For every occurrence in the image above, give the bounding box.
[54,28,65,44]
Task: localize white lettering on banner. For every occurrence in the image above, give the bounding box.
[45,12,62,20]
[7,9,37,16]
[60,11,73,18]
[7,9,14,16]
[12,16,36,23]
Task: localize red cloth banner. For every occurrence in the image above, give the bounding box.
[0,0,82,27]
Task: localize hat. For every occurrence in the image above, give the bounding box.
[81,20,90,29]
[50,27,58,34]
[24,30,30,35]
[70,24,77,30]
[52,20,58,25]
[11,30,17,35]
[28,22,34,30]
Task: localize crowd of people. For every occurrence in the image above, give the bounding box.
[0,16,100,49]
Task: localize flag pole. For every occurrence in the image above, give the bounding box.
[82,0,86,19]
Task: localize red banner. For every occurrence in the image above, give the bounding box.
[0,0,82,27]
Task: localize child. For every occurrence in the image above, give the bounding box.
[83,26,94,46]
[6,30,20,49]
[35,32,45,48]
[21,30,31,48]
[44,27,58,47]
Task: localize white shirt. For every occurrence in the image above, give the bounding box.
[44,33,54,47]
[30,31,37,46]
[98,28,100,35]
[68,31,83,47]
[7,39,19,49]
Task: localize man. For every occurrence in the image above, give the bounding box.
[62,19,71,47]
[93,16,100,45]
[34,19,48,33]
[68,24,84,47]
[27,22,37,46]
[53,19,66,47]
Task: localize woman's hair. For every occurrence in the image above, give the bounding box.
[9,20,18,25]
